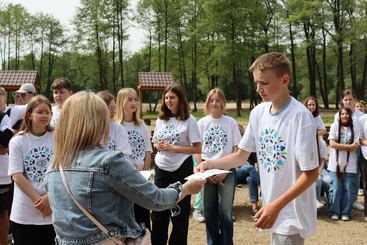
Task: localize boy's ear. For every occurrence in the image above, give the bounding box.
[281,74,291,86]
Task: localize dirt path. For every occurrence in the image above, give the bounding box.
[187,186,367,245]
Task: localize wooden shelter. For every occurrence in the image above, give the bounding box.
[0,70,41,93]
[137,72,175,122]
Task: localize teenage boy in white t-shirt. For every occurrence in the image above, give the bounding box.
[50,78,73,128]
[196,52,319,245]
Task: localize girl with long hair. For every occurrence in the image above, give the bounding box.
[115,88,152,230]
[8,95,55,244]
[328,107,360,221]
[195,88,241,245]
[151,84,201,245]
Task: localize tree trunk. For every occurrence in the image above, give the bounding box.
[289,21,297,98]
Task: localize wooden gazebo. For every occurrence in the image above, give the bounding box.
[137,72,175,120]
[0,70,41,93]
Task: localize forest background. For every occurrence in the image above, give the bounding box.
[1,0,367,117]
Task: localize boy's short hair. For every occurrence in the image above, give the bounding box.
[51,77,72,91]
[0,87,6,97]
[249,52,292,78]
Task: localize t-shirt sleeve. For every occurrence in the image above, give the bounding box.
[353,123,361,144]
[295,116,319,170]
[9,105,27,127]
[315,116,326,130]
[238,114,256,152]
[231,119,242,147]
[187,115,201,144]
[328,123,338,141]
[116,125,132,155]
[152,119,160,143]
[8,136,25,175]
[143,123,153,152]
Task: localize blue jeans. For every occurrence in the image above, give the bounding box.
[235,163,260,202]
[204,170,235,245]
[316,171,331,202]
[328,171,357,218]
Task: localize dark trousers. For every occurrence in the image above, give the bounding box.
[360,156,367,216]
[11,221,55,245]
[151,156,193,245]
[134,203,151,231]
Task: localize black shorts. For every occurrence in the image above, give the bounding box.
[0,183,13,213]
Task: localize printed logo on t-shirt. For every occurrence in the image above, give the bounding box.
[50,117,58,129]
[340,129,352,144]
[107,137,117,150]
[25,146,52,183]
[258,128,287,173]
[203,125,228,153]
[128,129,146,159]
[156,124,180,144]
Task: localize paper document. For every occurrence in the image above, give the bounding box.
[140,170,152,180]
[185,169,231,180]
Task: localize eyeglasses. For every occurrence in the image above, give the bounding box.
[20,92,31,98]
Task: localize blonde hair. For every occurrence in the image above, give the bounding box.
[52,91,110,168]
[115,88,141,125]
[204,88,226,114]
[0,87,7,97]
[19,95,53,135]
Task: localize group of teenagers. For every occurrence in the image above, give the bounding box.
[0,51,366,245]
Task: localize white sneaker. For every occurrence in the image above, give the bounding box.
[316,200,324,209]
[364,217,367,222]
[352,201,365,211]
[341,215,350,221]
[193,210,205,223]
[358,189,364,196]
[330,214,339,220]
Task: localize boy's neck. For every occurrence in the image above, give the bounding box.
[271,93,291,113]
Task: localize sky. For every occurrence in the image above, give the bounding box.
[4,0,146,53]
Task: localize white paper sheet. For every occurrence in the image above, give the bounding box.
[139,170,152,180]
[184,169,231,180]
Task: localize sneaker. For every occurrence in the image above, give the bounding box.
[341,215,350,221]
[330,214,339,220]
[316,200,325,209]
[352,201,365,211]
[358,188,364,196]
[364,216,367,222]
[193,210,205,223]
[251,209,259,222]
[232,215,236,222]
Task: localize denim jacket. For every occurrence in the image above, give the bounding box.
[45,148,180,245]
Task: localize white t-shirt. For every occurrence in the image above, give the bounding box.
[122,121,153,170]
[153,114,201,172]
[360,114,367,159]
[313,115,328,159]
[50,106,61,128]
[328,122,360,173]
[0,114,12,184]
[107,122,132,156]
[7,105,27,128]
[8,131,53,225]
[198,115,241,160]
[238,98,318,237]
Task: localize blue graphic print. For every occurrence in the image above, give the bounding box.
[128,130,146,159]
[107,137,117,150]
[24,146,52,183]
[258,128,287,173]
[155,124,180,144]
[204,125,228,153]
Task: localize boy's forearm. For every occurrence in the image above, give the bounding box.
[209,149,250,170]
[269,167,319,212]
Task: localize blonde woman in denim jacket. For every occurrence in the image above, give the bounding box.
[45,92,205,245]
